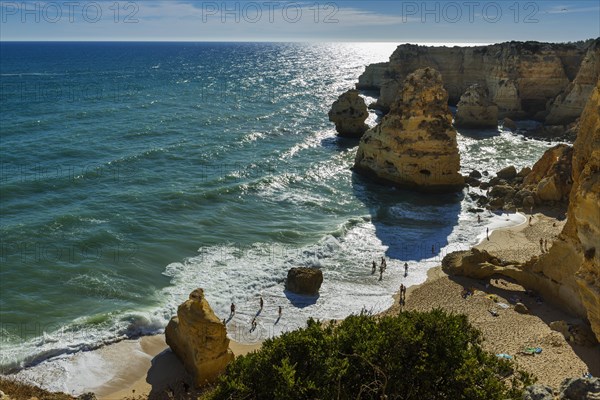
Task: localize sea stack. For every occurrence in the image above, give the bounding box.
[165,288,234,386]
[354,67,464,192]
[328,89,369,138]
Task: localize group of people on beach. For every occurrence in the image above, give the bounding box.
[227,296,283,331]
[371,257,410,279]
[539,238,551,253]
[372,257,388,280]
[371,257,411,306]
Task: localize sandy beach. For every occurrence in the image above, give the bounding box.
[8,212,596,399]
[93,336,261,400]
[385,212,600,388]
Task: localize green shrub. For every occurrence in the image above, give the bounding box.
[206,309,533,400]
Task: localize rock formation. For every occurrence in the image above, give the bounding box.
[328,90,369,138]
[166,288,234,386]
[356,62,389,91]
[354,68,464,192]
[496,165,517,181]
[560,377,600,399]
[476,145,573,211]
[454,84,499,129]
[285,267,323,295]
[357,40,597,123]
[565,78,600,341]
[502,117,517,132]
[445,79,600,341]
[524,144,573,202]
[523,378,600,400]
[523,385,554,400]
[546,39,600,125]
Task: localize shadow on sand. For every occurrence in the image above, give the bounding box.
[145,348,195,399]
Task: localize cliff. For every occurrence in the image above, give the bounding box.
[454,84,499,129]
[527,79,599,339]
[563,78,600,340]
[166,288,234,386]
[354,68,464,192]
[444,80,600,341]
[546,39,600,125]
[357,40,597,123]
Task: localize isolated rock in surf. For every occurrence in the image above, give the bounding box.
[286,267,323,295]
[328,89,369,138]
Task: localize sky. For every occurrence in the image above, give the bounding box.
[0,0,598,42]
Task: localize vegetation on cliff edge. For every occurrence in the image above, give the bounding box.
[205,309,534,400]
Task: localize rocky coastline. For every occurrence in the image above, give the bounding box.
[2,40,599,400]
[356,39,599,141]
[335,40,599,343]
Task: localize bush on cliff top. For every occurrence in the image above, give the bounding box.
[205,309,534,400]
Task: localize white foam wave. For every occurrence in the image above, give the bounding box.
[2,193,525,395]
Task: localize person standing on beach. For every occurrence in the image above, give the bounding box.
[372,260,377,274]
[259,296,264,310]
[477,215,481,223]
[404,262,408,276]
[230,302,236,316]
[278,306,282,318]
[399,284,406,306]
[381,257,387,271]
[486,227,489,241]
[529,216,532,225]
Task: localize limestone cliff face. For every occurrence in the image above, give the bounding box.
[354,68,464,192]
[566,79,600,340]
[455,84,499,129]
[166,289,234,386]
[328,90,369,138]
[357,41,593,121]
[356,62,390,90]
[446,81,600,341]
[546,39,600,125]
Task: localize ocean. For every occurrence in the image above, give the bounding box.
[0,42,556,389]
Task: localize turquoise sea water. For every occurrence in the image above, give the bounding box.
[0,42,557,381]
